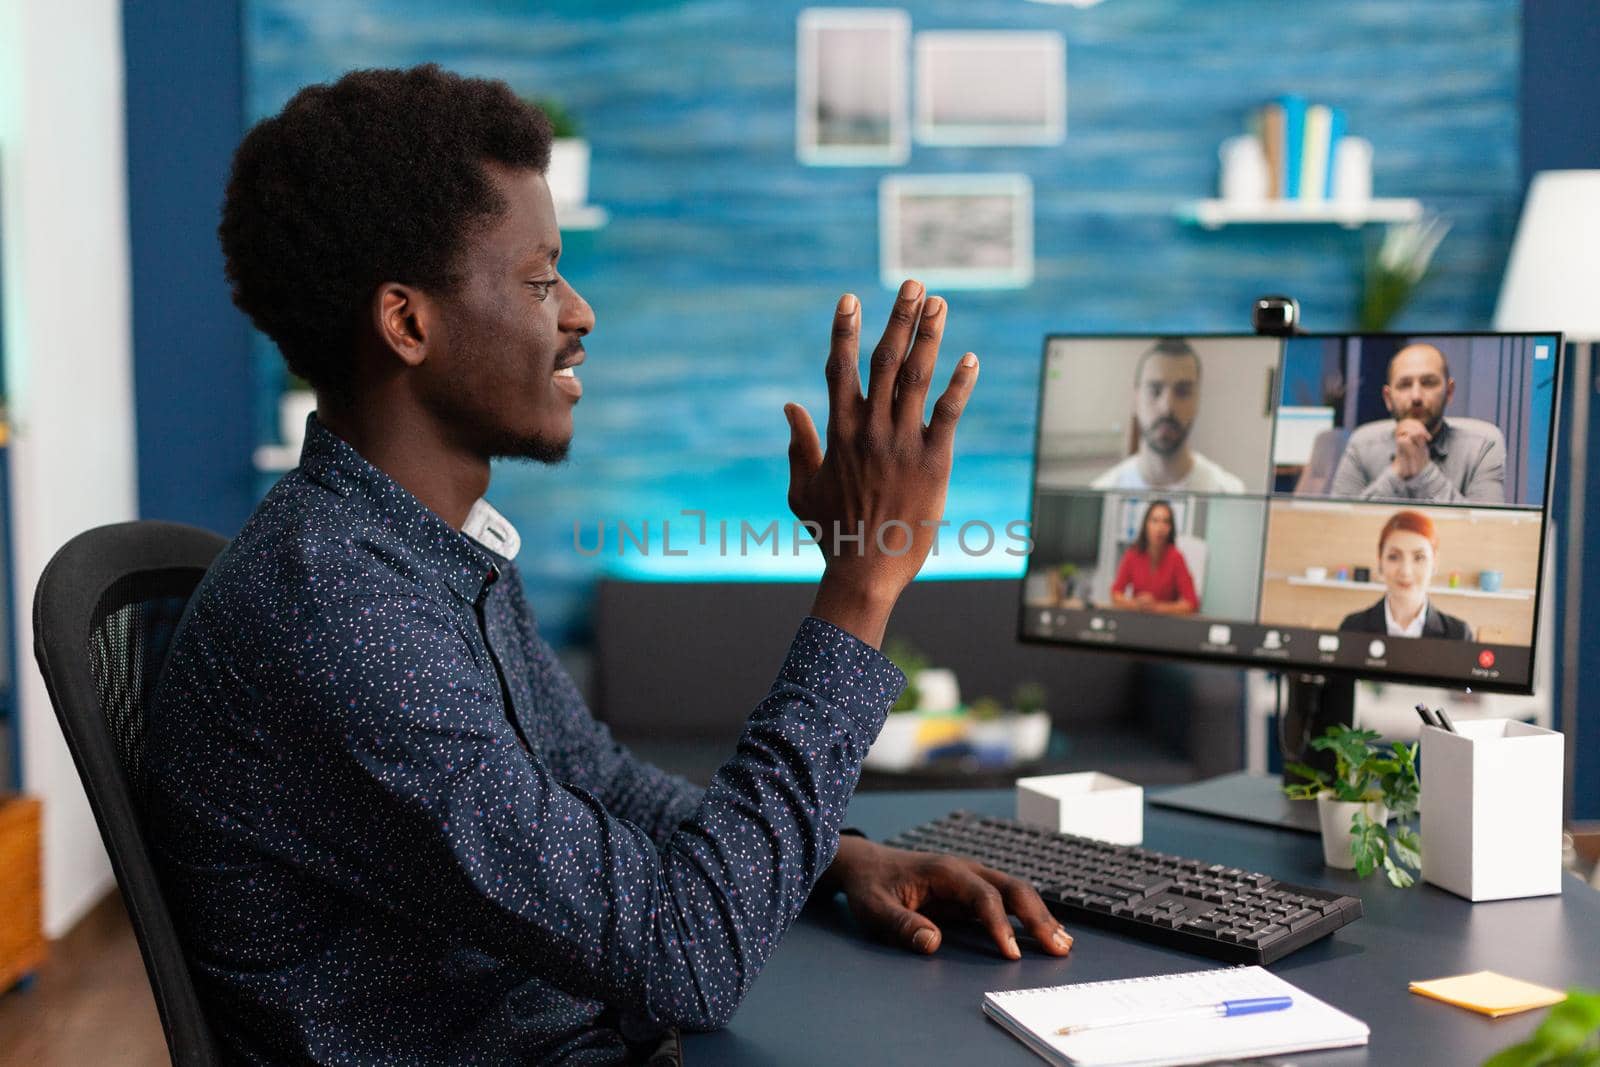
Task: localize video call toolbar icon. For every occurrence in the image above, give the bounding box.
[1369,639,1387,659]
[1317,634,1340,653]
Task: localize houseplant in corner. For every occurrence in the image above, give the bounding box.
[1284,725,1421,887]
[1357,214,1450,330]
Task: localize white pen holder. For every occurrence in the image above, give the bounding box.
[1420,719,1563,901]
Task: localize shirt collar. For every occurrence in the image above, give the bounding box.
[1384,596,1429,638]
[298,413,520,604]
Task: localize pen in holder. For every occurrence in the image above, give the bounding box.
[1419,718,1564,901]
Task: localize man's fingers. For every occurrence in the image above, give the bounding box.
[825,294,862,436]
[956,870,1020,960]
[886,899,944,955]
[866,279,925,424]
[985,870,1074,956]
[846,888,945,955]
[926,353,980,449]
[784,404,823,498]
[894,294,945,430]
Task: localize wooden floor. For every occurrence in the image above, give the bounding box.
[0,891,166,1067]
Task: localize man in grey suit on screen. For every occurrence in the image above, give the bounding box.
[1329,342,1507,503]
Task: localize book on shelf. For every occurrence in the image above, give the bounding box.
[1246,98,1355,203]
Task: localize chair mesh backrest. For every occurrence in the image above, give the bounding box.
[87,574,195,800]
[33,521,230,1067]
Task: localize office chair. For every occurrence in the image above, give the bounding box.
[32,520,229,1067]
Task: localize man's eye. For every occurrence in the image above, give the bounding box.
[526,280,558,298]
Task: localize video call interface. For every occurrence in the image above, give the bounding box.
[1020,332,1563,691]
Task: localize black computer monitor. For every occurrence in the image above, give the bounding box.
[1018,332,1564,734]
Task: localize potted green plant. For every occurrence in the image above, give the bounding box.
[523,95,589,210]
[1482,987,1600,1066]
[965,695,1010,763]
[864,640,930,772]
[1052,562,1079,603]
[1357,214,1450,330]
[1284,725,1420,887]
[1008,682,1051,762]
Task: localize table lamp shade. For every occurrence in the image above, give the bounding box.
[1494,170,1600,342]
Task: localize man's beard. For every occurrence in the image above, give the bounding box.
[1391,400,1445,434]
[490,431,571,465]
[1141,416,1190,457]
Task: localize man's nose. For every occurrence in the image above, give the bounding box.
[562,282,596,336]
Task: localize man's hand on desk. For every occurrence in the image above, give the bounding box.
[817,835,1074,960]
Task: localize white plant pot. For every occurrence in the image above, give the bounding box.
[864,713,923,772]
[914,668,960,713]
[1316,793,1389,870]
[279,390,317,451]
[547,138,591,209]
[1008,711,1052,762]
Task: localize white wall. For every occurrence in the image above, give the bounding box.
[0,0,137,936]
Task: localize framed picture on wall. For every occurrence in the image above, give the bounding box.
[914,31,1066,146]
[879,174,1034,289]
[796,8,910,166]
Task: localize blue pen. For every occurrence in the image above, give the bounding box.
[1054,996,1293,1036]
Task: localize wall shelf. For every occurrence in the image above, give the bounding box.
[1283,575,1533,602]
[559,204,609,231]
[1176,198,1423,230]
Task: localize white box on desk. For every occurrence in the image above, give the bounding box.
[1420,719,1563,902]
[1016,772,1143,845]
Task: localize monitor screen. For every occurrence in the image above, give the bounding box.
[1019,332,1563,694]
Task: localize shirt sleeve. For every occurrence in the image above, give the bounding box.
[1111,548,1137,597]
[1462,429,1508,503]
[1401,460,1465,502]
[1171,550,1199,609]
[1329,440,1373,499]
[262,598,904,1034]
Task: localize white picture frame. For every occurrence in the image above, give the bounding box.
[914,31,1066,146]
[879,174,1034,290]
[796,8,911,166]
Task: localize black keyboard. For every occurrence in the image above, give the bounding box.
[884,811,1363,965]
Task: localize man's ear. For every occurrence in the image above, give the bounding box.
[1381,382,1394,412]
[371,283,436,369]
[1444,378,1456,406]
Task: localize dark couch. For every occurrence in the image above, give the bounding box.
[591,578,1243,789]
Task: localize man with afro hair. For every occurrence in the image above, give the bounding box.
[147,64,1071,1064]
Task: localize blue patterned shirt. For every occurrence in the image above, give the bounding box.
[146,417,904,1064]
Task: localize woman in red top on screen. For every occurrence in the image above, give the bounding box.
[1109,500,1199,615]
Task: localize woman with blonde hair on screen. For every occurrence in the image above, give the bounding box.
[1109,500,1198,615]
[1339,509,1474,639]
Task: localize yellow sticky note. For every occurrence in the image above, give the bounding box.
[1409,971,1567,1018]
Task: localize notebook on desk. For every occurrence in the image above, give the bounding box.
[982,965,1368,1067]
